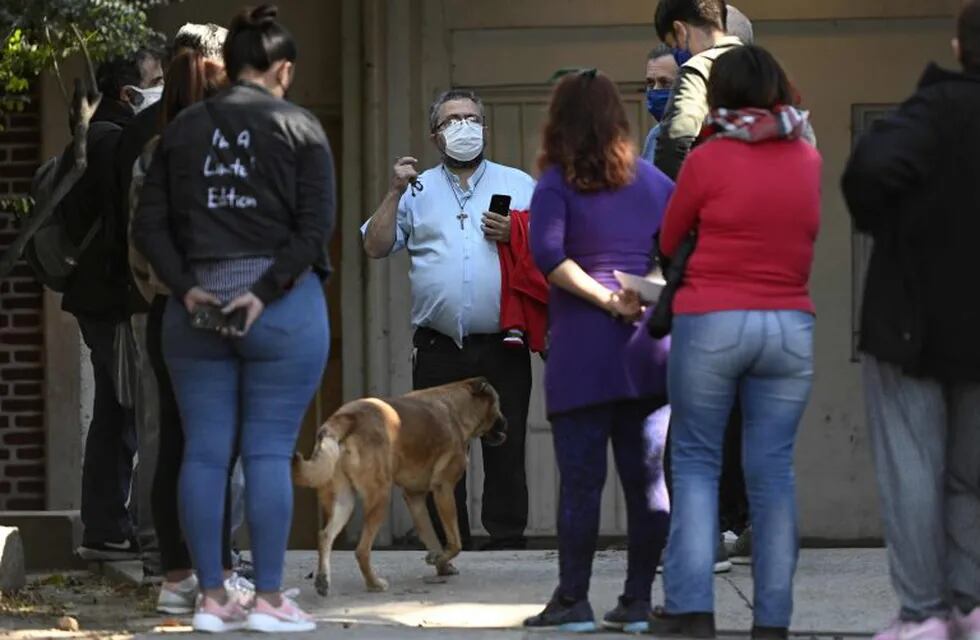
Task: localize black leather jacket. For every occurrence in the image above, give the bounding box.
[133,81,336,304]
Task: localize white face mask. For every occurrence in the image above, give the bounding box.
[126,85,164,114]
[441,120,485,162]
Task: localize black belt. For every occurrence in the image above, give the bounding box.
[414,326,504,347]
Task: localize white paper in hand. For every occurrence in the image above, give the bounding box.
[613,270,665,304]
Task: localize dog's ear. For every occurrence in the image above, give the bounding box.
[469,377,493,396]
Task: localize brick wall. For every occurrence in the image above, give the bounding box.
[0,96,46,511]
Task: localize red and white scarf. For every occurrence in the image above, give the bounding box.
[701,105,809,143]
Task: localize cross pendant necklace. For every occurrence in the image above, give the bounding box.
[443,164,485,232]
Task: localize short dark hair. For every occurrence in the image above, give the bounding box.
[428,89,484,133]
[223,4,297,80]
[707,45,794,111]
[648,44,674,61]
[654,0,727,42]
[958,0,980,73]
[96,48,162,98]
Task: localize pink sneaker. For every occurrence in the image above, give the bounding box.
[874,617,949,640]
[954,607,980,640]
[246,590,316,633]
[192,593,248,633]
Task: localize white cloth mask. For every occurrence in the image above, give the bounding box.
[127,85,164,114]
[441,120,485,162]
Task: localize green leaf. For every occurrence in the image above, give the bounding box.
[1,0,173,118]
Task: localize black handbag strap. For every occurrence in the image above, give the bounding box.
[649,232,660,271]
[646,232,697,339]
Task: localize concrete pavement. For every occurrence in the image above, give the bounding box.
[121,548,895,638]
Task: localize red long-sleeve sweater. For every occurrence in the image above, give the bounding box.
[659,138,822,315]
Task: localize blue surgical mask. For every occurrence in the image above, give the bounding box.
[672,47,693,66]
[646,88,671,121]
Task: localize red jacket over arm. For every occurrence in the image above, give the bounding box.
[498,210,549,352]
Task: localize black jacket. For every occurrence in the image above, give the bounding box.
[842,64,980,380]
[61,99,133,320]
[133,82,336,304]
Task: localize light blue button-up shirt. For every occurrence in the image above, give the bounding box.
[361,160,535,346]
[642,123,661,164]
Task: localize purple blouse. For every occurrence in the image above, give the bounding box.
[530,161,674,417]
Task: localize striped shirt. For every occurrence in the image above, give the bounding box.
[193,257,275,303]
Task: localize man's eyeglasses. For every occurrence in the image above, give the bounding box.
[435,114,483,131]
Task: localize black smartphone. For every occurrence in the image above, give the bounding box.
[190,304,227,332]
[489,194,512,216]
[190,304,247,333]
[227,308,247,333]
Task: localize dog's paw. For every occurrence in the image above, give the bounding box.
[366,577,389,593]
[424,551,440,566]
[314,573,330,597]
[436,562,459,577]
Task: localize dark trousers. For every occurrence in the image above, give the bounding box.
[413,327,531,546]
[78,316,137,544]
[552,400,670,602]
[147,296,233,573]
[664,401,750,535]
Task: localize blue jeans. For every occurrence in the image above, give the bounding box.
[163,275,329,592]
[663,311,814,627]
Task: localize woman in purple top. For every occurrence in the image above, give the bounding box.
[523,69,674,633]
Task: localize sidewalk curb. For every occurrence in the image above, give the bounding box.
[91,560,144,587]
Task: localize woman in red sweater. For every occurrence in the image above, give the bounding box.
[653,46,821,638]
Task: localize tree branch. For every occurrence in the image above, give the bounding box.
[70,24,98,99]
[44,23,71,110]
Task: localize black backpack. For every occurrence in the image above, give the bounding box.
[23,121,121,292]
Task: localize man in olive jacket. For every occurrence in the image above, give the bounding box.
[653,0,742,181]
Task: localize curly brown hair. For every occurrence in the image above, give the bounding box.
[537,70,636,192]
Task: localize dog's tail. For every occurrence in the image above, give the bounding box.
[292,414,357,488]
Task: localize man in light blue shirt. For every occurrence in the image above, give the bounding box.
[362,89,535,553]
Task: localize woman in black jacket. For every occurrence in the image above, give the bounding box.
[133,4,334,633]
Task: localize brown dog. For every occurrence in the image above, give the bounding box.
[292,377,507,596]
